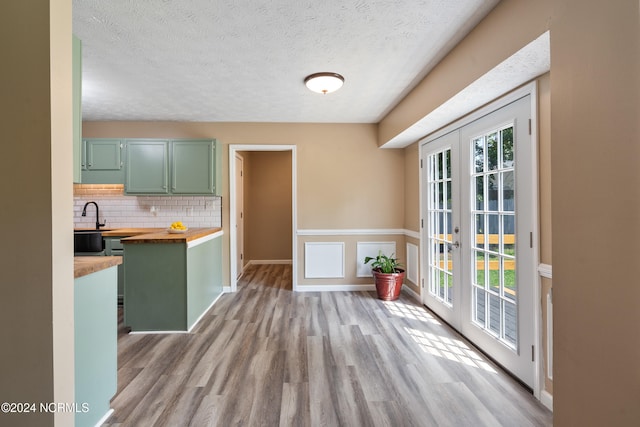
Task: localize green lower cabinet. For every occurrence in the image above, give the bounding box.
[104,236,125,302]
[74,266,117,427]
[123,235,223,332]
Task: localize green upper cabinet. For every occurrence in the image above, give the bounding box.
[86,139,122,170]
[172,140,216,194]
[72,35,82,183]
[81,139,125,184]
[125,140,170,194]
[125,139,219,195]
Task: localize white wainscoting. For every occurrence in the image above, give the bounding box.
[304,242,345,279]
[356,241,396,277]
[538,262,553,411]
[406,242,419,285]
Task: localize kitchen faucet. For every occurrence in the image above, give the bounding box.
[81,201,106,230]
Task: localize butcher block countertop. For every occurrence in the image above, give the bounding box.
[74,256,122,278]
[121,227,223,244]
[102,228,164,237]
[74,228,165,237]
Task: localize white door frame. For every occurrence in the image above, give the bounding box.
[228,144,297,292]
[418,81,541,399]
[235,153,245,278]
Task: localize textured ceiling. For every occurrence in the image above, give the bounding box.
[73,0,500,123]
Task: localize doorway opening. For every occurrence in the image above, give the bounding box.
[229,145,297,292]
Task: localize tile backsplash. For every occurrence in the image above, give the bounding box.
[74,184,222,229]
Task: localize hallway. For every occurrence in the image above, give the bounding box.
[105,264,552,426]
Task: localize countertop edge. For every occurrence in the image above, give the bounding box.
[74,256,123,279]
[121,227,223,244]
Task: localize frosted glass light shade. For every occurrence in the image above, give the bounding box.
[304,72,344,94]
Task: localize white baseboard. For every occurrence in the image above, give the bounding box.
[129,291,224,334]
[94,409,114,427]
[402,285,421,302]
[222,286,232,293]
[295,284,375,292]
[540,389,553,411]
[187,292,224,332]
[247,259,293,265]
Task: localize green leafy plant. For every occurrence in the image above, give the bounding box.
[364,251,403,274]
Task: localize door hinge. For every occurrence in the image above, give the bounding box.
[420,159,423,168]
[421,219,424,228]
[421,278,425,288]
[530,232,533,248]
[531,345,535,362]
[528,119,532,135]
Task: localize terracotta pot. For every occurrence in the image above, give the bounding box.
[372,268,405,301]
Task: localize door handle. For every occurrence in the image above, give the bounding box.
[448,241,460,251]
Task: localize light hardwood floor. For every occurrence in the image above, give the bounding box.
[104,263,552,426]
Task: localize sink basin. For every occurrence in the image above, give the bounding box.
[74,230,103,253]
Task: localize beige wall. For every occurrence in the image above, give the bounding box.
[551,0,640,424]
[0,1,75,426]
[403,142,420,232]
[241,151,292,262]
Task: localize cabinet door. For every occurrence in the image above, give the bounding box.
[171,140,215,194]
[82,139,125,184]
[86,139,122,170]
[125,140,169,194]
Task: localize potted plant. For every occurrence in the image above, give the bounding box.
[364,251,405,301]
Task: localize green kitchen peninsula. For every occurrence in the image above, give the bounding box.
[122,228,223,332]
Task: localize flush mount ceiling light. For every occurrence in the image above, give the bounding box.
[304,72,345,94]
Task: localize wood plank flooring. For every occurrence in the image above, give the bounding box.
[103,263,552,426]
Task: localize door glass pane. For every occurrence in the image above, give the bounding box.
[489,294,501,335]
[470,124,517,349]
[501,127,514,168]
[474,287,486,327]
[475,176,484,210]
[487,132,498,170]
[502,171,515,211]
[504,300,517,346]
[475,251,485,287]
[487,173,498,211]
[474,137,484,173]
[488,214,499,253]
[474,214,484,248]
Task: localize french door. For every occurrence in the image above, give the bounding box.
[421,94,536,388]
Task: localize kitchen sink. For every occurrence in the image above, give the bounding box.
[74,230,104,253]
